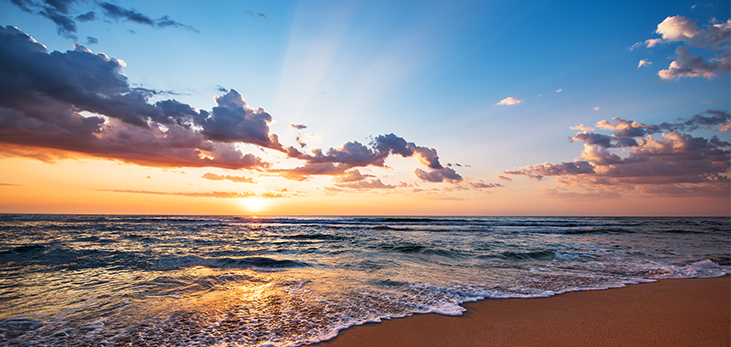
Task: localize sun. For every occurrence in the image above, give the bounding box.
[241,197,268,213]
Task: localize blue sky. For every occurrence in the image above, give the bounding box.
[0,0,729,215]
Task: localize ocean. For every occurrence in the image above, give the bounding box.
[0,215,728,346]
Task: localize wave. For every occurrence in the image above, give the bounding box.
[153,255,309,270]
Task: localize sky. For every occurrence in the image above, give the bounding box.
[0,0,729,216]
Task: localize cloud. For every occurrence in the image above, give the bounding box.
[0,27,464,186]
[202,172,256,183]
[496,97,522,105]
[593,107,600,111]
[0,26,269,169]
[496,175,513,181]
[244,9,268,20]
[99,2,154,25]
[156,15,200,33]
[505,112,731,197]
[332,169,375,183]
[98,189,277,199]
[637,16,730,81]
[652,16,730,48]
[658,46,730,80]
[290,124,307,130]
[556,89,562,93]
[414,167,463,183]
[76,11,95,22]
[468,181,504,189]
[638,59,652,68]
[85,36,98,45]
[335,179,395,190]
[7,0,199,40]
[570,124,594,131]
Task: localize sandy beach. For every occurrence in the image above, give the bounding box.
[313,276,730,347]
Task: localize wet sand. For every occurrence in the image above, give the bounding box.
[312,276,730,347]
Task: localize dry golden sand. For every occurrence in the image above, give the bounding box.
[312,276,730,347]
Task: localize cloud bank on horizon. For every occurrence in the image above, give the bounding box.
[505,111,730,198]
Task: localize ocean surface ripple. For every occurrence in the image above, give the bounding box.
[0,215,728,346]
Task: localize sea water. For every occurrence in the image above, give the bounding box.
[0,215,728,346]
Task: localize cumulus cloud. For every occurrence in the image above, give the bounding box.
[651,16,730,48]
[658,46,730,80]
[496,97,522,105]
[201,172,256,183]
[505,112,731,197]
[637,15,730,81]
[0,26,269,169]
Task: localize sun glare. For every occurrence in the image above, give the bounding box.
[242,197,268,212]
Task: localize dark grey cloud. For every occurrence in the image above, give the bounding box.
[156,15,200,33]
[290,124,307,130]
[85,36,98,44]
[98,2,154,25]
[7,0,199,40]
[75,11,95,22]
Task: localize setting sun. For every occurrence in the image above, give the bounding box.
[242,197,268,212]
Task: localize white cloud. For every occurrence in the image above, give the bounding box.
[656,16,702,42]
[593,107,601,111]
[555,88,562,93]
[638,59,652,68]
[496,97,522,105]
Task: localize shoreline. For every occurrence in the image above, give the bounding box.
[311,276,730,347]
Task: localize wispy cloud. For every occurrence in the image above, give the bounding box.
[202,172,257,183]
[7,0,199,41]
[638,59,652,68]
[98,189,285,199]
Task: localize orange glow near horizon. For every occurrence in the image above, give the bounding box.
[0,156,729,216]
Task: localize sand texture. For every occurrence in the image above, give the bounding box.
[312,276,730,347]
